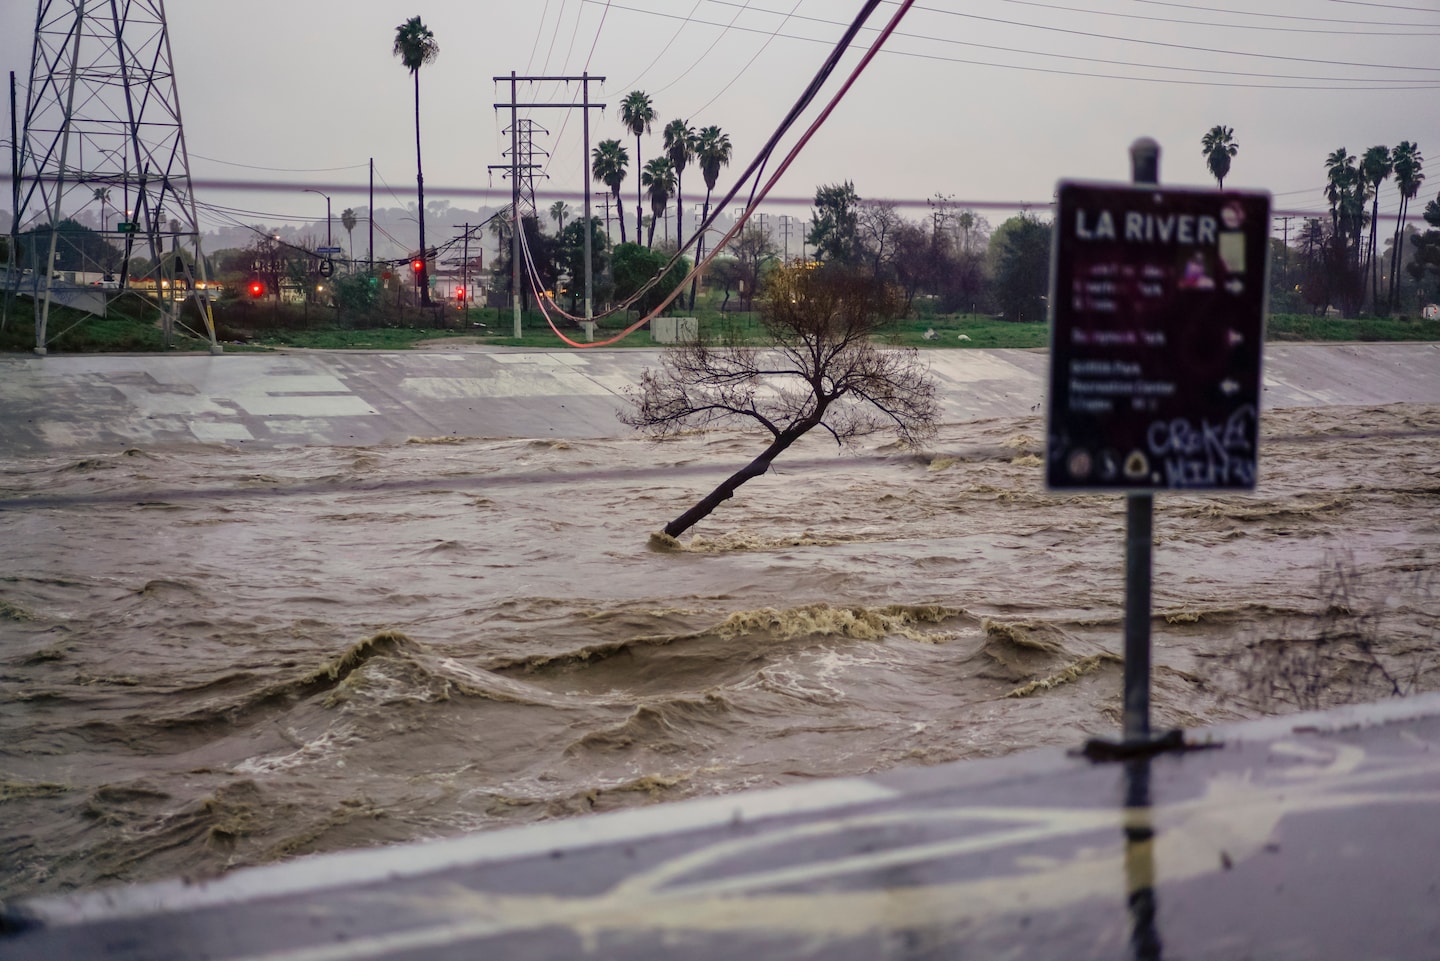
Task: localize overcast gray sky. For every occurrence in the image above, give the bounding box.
[3,0,1438,249]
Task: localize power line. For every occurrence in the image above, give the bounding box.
[995,0,1440,34]
[581,0,1440,88]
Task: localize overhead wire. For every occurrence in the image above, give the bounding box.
[1131,0,1439,26]
[993,0,1440,33]
[520,0,920,349]
[581,0,1440,88]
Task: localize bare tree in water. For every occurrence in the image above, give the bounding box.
[620,264,939,540]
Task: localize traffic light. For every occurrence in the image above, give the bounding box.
[248,279,264,298]
[455,285,465,303]
[411,258,424,274]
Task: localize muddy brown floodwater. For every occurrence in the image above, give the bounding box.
[1,402,1436,900]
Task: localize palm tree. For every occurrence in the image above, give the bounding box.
[1201,125,1238,189]
[591,139,629,244]
[489,204,513,245]
[341,208,358,261]
[1324,147,1360,265]
[1360,145,1392,307]
[691,125,733,308]
[393,16,439,306]
[93,187,111,232]
[549,200,569,236]
[663,119,695,250]
[1389,141,1425,311]
[619,90,655,250]
[695,125,732,250]
[641,157,676,249]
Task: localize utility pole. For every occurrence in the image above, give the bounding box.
[1278,214,1292,289]
[601,193,615,242]
[779,214,793,263]
[493,72,606,340]
[461,223,470,313]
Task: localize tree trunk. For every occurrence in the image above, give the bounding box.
[1369,194,1381,310]
[662,432,799,539]
[635,136,644,255]
[689,193,712,310]
[675,174,685,250]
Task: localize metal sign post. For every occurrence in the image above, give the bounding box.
[1046,139,1271,749]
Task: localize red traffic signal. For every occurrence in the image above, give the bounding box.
[411,258,425,273]
[248,280,264,298]
[455,286,466,302]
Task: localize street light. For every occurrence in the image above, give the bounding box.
[302,188,332,247]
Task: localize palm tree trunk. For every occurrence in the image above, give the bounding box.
[1389,195,1408,311]
[1369,194,1381,309]
[675,174,685,250]
[414,71,431,307]
[635,135,644,252]
[614,186,627,245]
[688,191,713,310]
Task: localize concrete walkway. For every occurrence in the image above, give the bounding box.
[4,694,1440,960]
[0,342,1436,455]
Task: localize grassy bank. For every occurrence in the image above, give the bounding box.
[3,295,1437,354]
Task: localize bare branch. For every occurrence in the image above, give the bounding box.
[620,264,940,539]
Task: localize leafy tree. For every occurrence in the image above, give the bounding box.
[592,139,629,244]
[620,263,939,540]
[807,181,862,265]
[555,216,611,311]
[663,119,696,249]
[730,221,778,309]
[17,219,120,274]
[857,200,902,278]
[1407,190,1440,304]
[330,270,382,314]
[611,241,688,316]
[393,16,439,306]
[989,213,1051,322]
[1201,125,1238,189]
[1360,145,1392,308]
[888,221,931,314]
[1389,141,1425,311]
[620,90,656,257]
[641,157,676,249]
[488,216,557,311]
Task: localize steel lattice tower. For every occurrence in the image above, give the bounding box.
[10,0,218,353]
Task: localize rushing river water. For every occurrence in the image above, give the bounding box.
[2,401,1436,901]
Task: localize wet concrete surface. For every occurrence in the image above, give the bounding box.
[0,342,1436,454]
[3,695,1439,960]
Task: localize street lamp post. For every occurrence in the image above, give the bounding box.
[302,188,333,247]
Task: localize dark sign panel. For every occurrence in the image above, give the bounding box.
[1046,181,1271,491]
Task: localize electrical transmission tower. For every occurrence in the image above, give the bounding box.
[7,0,219,354]
[493,72,605,338]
